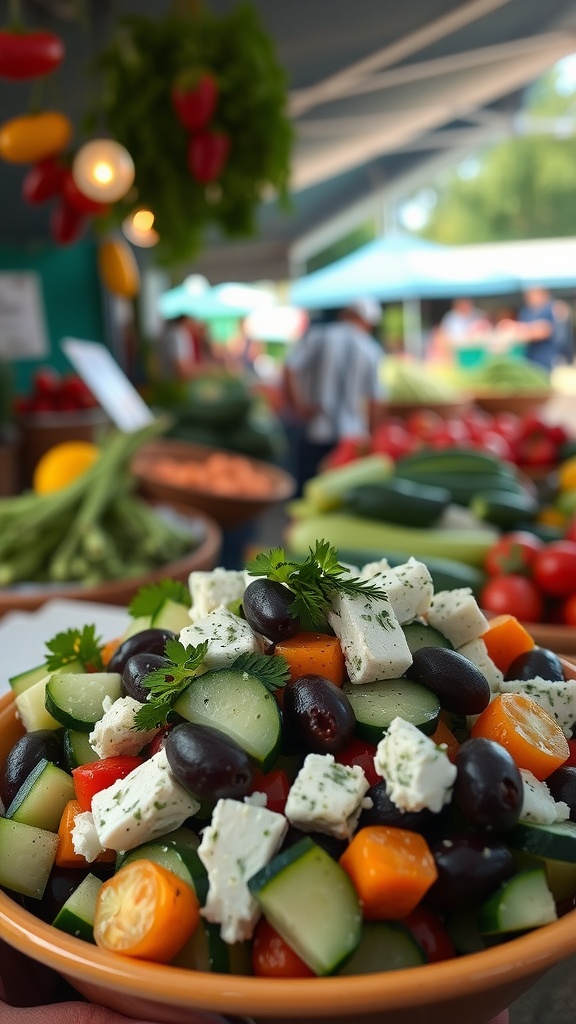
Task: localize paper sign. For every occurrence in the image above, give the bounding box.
[61,338,155,432]
[0,272,49,359]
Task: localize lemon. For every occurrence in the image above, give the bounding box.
[33,440,100,495]
[558,455,576,493]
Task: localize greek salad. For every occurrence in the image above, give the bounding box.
[1,540,576,978]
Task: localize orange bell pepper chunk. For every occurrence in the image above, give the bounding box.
[480,614,534,674]
[339,825,438,920]
[471,692,569,781]
[56,799,116,869]
[274,632,345,687]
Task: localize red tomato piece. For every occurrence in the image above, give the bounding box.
[533,541,576,598]
[484,532,544,576]
[251,918,315,978]
[402,906,456,962]
[479,574,544,623]
[72,756,144,811]
[335,736,380,787]
[248,768,291,815]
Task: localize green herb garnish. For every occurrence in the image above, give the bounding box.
[45,625,104,672]
[128,579,191,619]
[133,638,208,731]
[246,541,387,628]
[230,651,290,692]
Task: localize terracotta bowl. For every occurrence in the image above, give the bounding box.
[0,506,222,614]
[132,439,297,529]
[2,659,576,1024]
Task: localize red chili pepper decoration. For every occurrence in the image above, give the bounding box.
[171,71,219,132]
[61,170,110,216]
[50,199,89,246]
[21,156,67,204]
[187,129,230,183]
[0,29,64,79]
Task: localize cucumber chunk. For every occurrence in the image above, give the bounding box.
[0,816,59,898]
[338,921,426,974]
[402,621,453,655]
[248,837,362,976]
[342,677,440,741]
[172,920,251,974]
[151,598,192,633]
[508,819,576,864]
[52,872,103,942]
[477,868,557,935]
[45,672,123,731]
[9,658,85,698]
[174,669,282,770]
[6,758,75,832]
[63,729,100,770]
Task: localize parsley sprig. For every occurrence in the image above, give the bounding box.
[246,541,387,628]
[128,579,190,619]
[230,651,290,692]
[45,625,104,672]
[133,638,208,731]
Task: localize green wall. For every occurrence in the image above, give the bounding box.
[0,241,105,396]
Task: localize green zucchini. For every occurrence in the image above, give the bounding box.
[344,478,451,528]
[470,489,539,528]
[303,454,394,512]
[395,449,513,476]
[395,471,527,507]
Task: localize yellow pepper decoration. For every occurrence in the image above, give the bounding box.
[0,111,72,163]
[33,440,100,495]
[98,238,140,298]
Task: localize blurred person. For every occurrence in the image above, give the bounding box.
[553,298,574,365]
[516,286,562,372]
[161,314,217,378]
[436,298,488,349]
[281,297,385,492]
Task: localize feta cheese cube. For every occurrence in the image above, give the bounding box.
[374,716,457,813]
[359,557,391,579]
[198,798,287,944]
[328,591,412,683]
[71,810,107,863]
[91,748,200,852]
[89,695,160,759]
[425,588,489,649]
[285,753,371,840]
[457,638,504,695]
[520,769,570,825]
[363,557,433,624]
[179,606,261,669]
[188,568,248,622]
[499,676,576,738]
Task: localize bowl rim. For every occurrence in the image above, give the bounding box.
[2,662,576,1017]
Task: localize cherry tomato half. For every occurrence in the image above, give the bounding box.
[402,906,456,962]
[484,532,544,577]
[335,736,380,787]
[252,918,314,978]
[479,574,544,623]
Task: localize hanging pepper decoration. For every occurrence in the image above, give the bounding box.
[0,28,64,79]
[171,70,219,132]
[0,111,72,164]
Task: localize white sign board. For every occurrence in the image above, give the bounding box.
[61,338,155,432]
[0,272,49,358]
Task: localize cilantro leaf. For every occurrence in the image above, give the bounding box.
[246,541,387,628]
[45,625,104,672]
[133,639,208,731]
[230,651,290,691]
[128,579,191,619]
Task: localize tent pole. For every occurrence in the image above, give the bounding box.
[402,298,423,359]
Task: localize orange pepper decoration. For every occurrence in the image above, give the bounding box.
[0,111,72,164]
[339,826,438,920]
[471,692,569,781]
[93,859,200,962]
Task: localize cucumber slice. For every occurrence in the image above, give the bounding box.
[9,658,85,698]
[477,868,557,935]
[508,819,576,864]
[15,676,62,732]
[151,598,192,633]
[512,849,576,902]
[172,920,251,974]
[402,621,453,655]
[121,615,152,640]
[174,669,282,770]
[118,840,208,905]
[248,837,362,976]
[342,677,440,741]
[0,816,59,898]
[64,729,100,770]
[6,758,75,832]
[445,907,487,955]
[338,921,426,974]
[52,872,103,942]
[45,672,123,731]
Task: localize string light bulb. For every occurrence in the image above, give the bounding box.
[122,207,159,247]
[72,139,135,203]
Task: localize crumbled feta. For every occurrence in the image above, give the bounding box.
[285,753,371,840]
[91,748,200,852]
[179,605,261,669]
[198,798,287,944]
[71,810,107,863]
[520,769,570,825]
[499,676,576,738]
[361,557,433,624]
[327,591,412,683]
[188,568,249,622]
[457,637,504,695]
[359,557,391,579]
[424,588,489,649]
[374,716,457,813]
[89,695,160,759]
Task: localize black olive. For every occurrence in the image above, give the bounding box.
[405,646,491,716]
[505,647,565,683]
[425,834,516,913]
[283,674,355,755]
[242,579,301,642]
[165,722,254,802]
[453,737,523,831]
[107,628,178,675]
[0,730,64,806]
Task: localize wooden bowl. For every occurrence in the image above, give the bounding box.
[1,662,576,1024]
[0,506,222,614]
[132,439,296,529]
[523,621,576,658]
[472,390,553,417]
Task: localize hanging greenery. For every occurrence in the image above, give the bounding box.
[88,3,293,267]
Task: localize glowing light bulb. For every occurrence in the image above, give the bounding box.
[72,139,135,203]
[122,208,159,248]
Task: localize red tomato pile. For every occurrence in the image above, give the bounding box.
[325,408,574,471]
[14,368,97,415]
[480,531,576,626]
